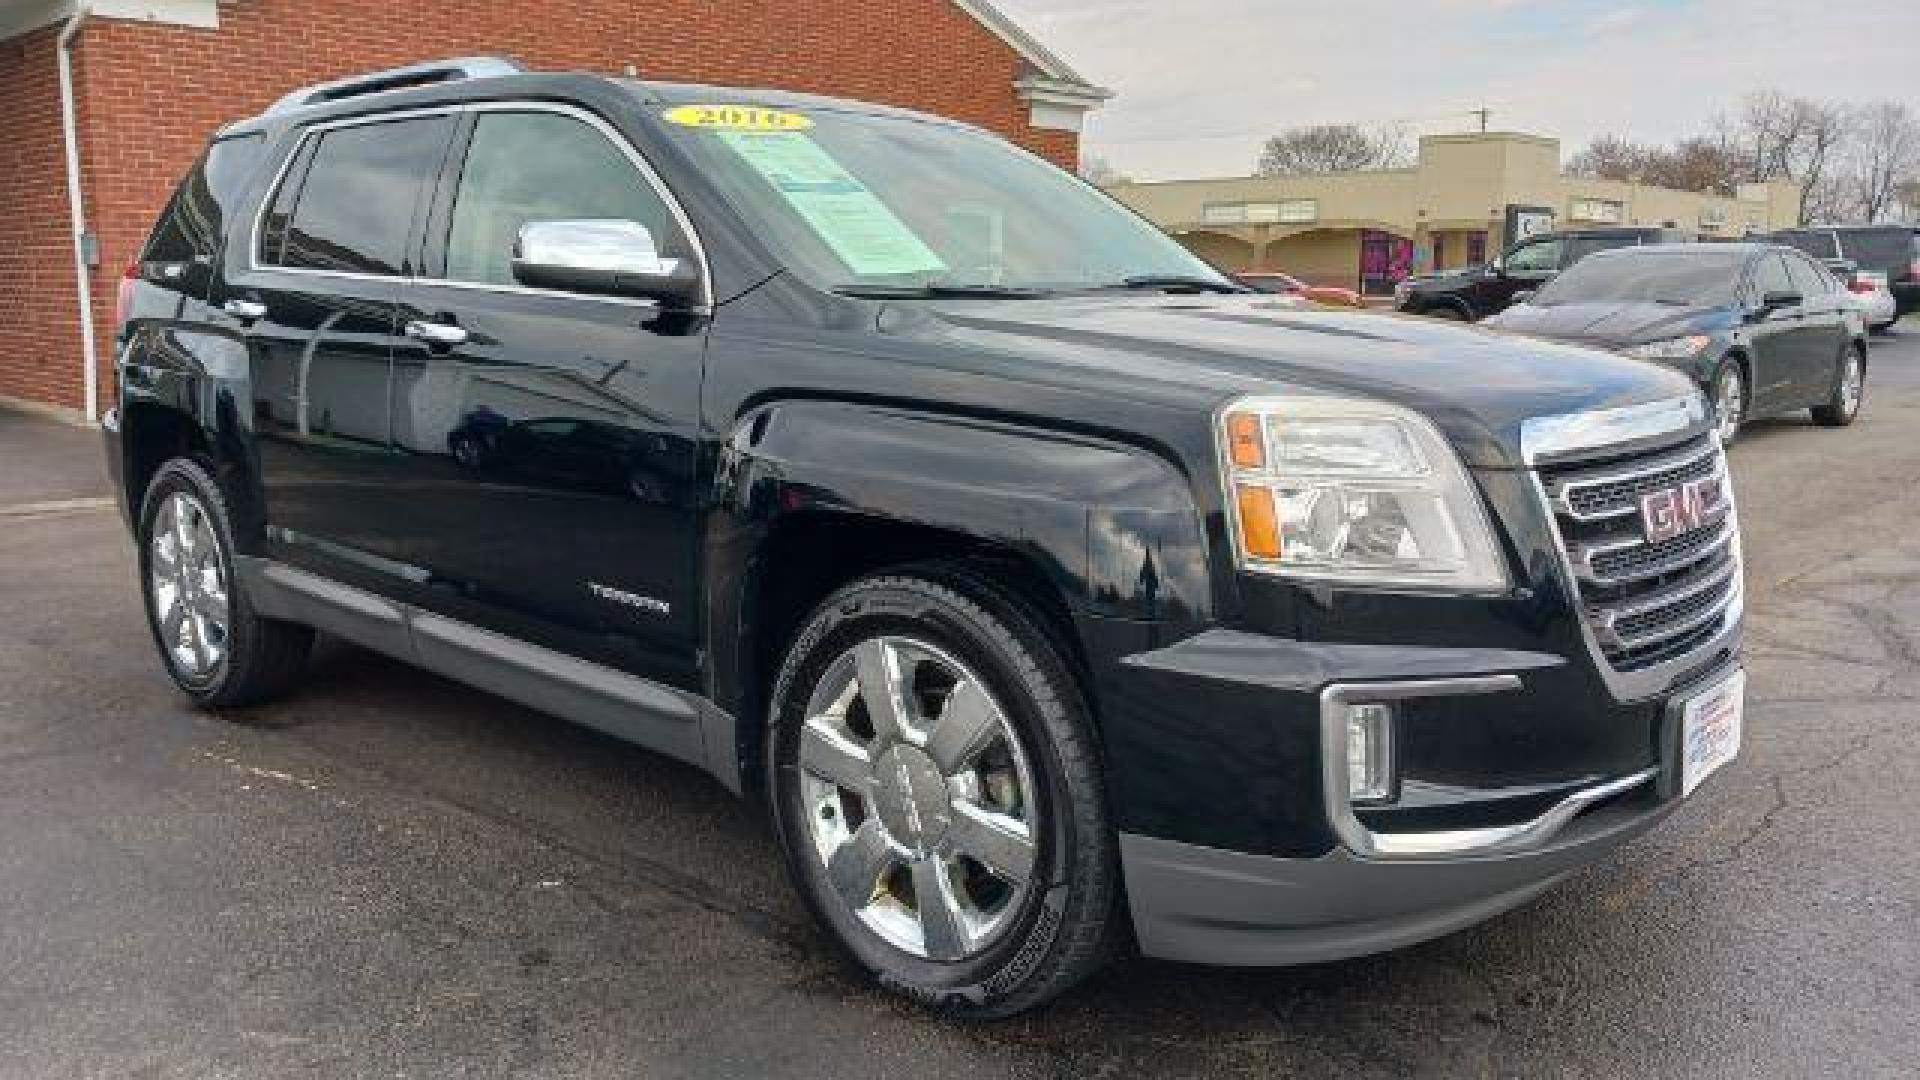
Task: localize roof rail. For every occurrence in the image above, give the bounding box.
[265,56,526,116]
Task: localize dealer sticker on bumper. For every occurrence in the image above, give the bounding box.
[1682,668,1744,797]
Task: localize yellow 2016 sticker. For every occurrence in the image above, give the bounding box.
[662,105,813,132]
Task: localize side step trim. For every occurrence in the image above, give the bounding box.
[238,557,742,792]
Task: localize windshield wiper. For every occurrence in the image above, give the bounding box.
[832,284,1052,299]
[1108,274,1247,295]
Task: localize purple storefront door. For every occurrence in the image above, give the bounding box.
[1360,231,1413,295]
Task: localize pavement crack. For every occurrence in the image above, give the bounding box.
[1683,728,1877,875]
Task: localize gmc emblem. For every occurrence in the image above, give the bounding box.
[1640,476,1724,543]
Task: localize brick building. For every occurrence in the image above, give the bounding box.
[0,0,1109,422]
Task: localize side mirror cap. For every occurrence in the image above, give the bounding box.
[511,219,702,307]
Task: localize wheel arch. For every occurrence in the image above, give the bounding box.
[121,400,214,517]
[704,399,1211,797]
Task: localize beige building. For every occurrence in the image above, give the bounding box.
[1108,132,1803,294]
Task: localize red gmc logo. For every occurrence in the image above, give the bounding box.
[1641,476,1725,543]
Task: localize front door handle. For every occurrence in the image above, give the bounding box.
[404,319,469,347]
[222,298,267,323]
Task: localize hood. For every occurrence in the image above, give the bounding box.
[1486,302,1730,348]
[879,295,1699,470]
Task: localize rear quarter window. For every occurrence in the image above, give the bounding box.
[1836,229,1911,275]
[1771,231,1840,261]
[142,133,266,268]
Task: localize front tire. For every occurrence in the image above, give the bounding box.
[138,459,312,709]
[1812,345,1865,427]
[1710,361,1746,445]
[767,568,1119,1018]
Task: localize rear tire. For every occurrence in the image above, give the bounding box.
[767,567,1119,1019]
[138,458,312,709]
[1811,345,1865,427]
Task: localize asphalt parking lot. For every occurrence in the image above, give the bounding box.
[3,323,1918,1078]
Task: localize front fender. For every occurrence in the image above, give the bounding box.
[718,399,1211,621]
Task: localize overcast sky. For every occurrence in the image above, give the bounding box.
[995,0,1919,180]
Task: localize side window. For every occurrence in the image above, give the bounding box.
[144,133,266,268]
[1505,238,1562,275]
[444,111,682,288]
[262,115,453,276]
[1784,253,1829,300]
[1749,253,1795,304]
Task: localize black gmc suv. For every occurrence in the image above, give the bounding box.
[1396,227,1692,321]
[106,59,1747,1018]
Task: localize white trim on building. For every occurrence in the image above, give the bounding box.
[1,0,222,40]
[952,0,1112,132]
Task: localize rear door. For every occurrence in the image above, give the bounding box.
[1782,249,1849,403]
[1742,251,1819,412]
[384,104,708,689]
[214,112,456,592]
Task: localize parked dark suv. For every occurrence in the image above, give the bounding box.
[1764,224,1919,325]
[1396,227,1692,320]
[106,58,1747,1018]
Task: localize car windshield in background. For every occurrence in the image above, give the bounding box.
[651,101,1230,295]
[1531,251,1745,308]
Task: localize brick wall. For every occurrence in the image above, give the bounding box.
[1,0,1085,414]
[0,27,90,411]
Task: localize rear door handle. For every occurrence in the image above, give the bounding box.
[222,299,267,322]
[404,320,468,347]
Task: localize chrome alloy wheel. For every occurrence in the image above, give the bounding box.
[797,636,1040,962]
[1839,351,1864,417]
[149,492,230,679]
[1714,367,1745,444]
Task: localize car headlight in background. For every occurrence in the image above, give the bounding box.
[1219,395,1508,591]
[1619,335,1712,361]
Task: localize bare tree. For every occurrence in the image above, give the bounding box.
[1851,101,1920,222]
[1567,134,1741,196]
[1644,137,1744,196]
[1255,124,1410,175]
[1079,155,1130,187]
[1566,135,1652,182]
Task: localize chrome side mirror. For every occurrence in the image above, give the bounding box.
[511,219,699,306]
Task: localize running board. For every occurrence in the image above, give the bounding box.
[238,557,741,792]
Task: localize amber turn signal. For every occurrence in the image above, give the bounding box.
[1235,484,1282,559]
[1226,412,1266,470]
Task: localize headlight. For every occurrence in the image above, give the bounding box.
[1219,396,1508,591]
[1619,335,1712,361]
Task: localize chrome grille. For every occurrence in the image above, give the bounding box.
[1540,434,1740,672]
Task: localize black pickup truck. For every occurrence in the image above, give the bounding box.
[106,59,1747,1018]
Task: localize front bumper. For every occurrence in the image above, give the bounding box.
[1111,632,1736,966]
[1122,789,1672,966]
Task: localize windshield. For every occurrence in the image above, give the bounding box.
[1531,250,1745,307]
[652,102,1229,294]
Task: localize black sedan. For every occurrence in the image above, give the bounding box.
[1487,243,1868,443]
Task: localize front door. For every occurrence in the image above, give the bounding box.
[1483,235,1563,313]
[217,113,456,591]
[386,106,707,689]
